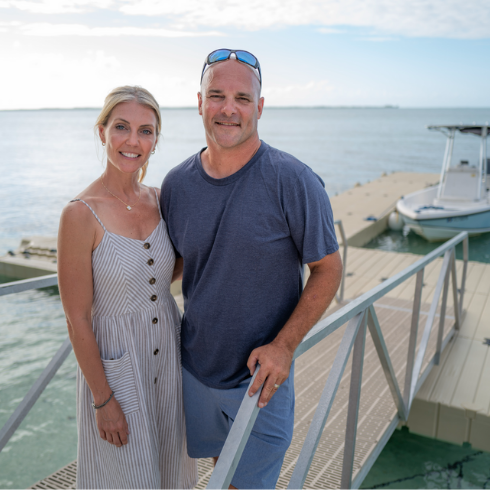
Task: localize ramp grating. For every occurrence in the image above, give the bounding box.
[29,297,455,489]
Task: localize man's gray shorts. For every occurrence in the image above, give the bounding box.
[182,366,295,489]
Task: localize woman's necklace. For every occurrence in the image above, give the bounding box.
[101,178,142,211]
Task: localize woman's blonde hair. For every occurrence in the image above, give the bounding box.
[95,86,161,183]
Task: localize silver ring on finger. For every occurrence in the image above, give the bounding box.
[274,383,280,389]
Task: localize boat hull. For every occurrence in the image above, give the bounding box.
[401,210,490,241]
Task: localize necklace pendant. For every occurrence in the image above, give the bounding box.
[127,206,132,211]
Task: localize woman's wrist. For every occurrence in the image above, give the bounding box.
[92,385,113,406]
[92,391,114,410]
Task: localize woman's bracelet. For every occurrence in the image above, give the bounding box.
[92,391,114,410]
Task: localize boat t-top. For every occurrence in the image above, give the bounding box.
[396,124,490,241]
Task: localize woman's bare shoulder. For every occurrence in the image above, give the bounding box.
[152,186,161,199]
[140,184,161,201]
[60,181,103,229]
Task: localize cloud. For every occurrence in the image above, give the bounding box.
[0,0,110,14]
[118,0,490,39]
[0,49,120,109]
[1,0,490,39]
[0,47,201,109]
[317,27,343,34]
[14,22,224,37]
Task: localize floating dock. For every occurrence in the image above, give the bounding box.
[328,171,439,246]
[17,172,490,488]
[0,237,57,279]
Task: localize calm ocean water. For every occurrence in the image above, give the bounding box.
[1,108,489,488]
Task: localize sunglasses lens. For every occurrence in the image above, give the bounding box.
[235,51,257,67]
[208,50,231,63]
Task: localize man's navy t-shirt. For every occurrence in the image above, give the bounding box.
[161,142,338,390]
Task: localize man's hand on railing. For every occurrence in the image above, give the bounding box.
[96,397,130,447]
[246,251,342,409]
[246,340,294,408]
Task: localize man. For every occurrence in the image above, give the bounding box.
[161,49,342,489]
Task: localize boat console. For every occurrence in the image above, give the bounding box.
[396,124,490,241]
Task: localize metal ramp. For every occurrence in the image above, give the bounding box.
[197,297,456,489]
[30,295,456,489]
[206,233,466,489]
[30,461,77,489]
[4,231,466,489]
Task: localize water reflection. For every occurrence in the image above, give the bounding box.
[364,227,490,264]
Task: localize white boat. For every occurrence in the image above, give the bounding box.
[397,124,490,241]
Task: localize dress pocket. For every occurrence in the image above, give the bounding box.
[101,351,140,415]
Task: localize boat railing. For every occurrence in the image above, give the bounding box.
[207,231,468,489]
[0,219,348,459]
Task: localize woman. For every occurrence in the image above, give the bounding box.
[58,86,197,489]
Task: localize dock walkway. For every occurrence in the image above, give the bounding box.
[23,173,490,488]
[32,246,490,489]
[329,172,439,246]
[339,246,490,455]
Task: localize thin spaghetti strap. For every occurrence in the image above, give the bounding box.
[70,199,107,232]
[152,188,163,220]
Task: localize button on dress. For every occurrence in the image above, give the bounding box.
[71,191,197,489]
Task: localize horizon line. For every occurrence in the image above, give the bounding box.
[1,105,490,112]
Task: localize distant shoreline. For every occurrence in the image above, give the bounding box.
[1,105,401,112]
[2,105,490,112]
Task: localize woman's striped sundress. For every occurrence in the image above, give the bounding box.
[71,190,198,489]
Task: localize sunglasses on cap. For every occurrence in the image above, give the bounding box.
[200,49,262,86]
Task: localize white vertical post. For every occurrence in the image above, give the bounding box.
[435,258,451,365]
[404,268,424,411]
[460,236,469,315]
[409,249,452,402]
[287,311,366,490]
[450,249,461,330]
[340,314,367,489]
[437,129,455,200]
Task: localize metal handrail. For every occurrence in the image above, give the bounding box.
[0,274,73,453]
[0,274,58,297]
[0,228,466,488]
[0,338,72,453]
[208,231,469,489]
[0,220,349,457]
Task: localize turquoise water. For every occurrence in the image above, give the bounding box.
[1,107,490,488]
[364,227,490,263]
[0,280,77,489]
[361,428,490,489]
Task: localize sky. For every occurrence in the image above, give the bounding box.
[1,0,490,110]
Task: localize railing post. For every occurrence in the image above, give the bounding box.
[450,249,461,330]
[459,236,469,315]
[404,268,424,411]
[340,313,367,489]
[287,311,366,490]
[335,220,348,303]
[435,253,451,365]
[409,249,452,402]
